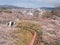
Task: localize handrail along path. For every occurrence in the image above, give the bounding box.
[29,30,41,45]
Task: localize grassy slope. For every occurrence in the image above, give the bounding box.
[12,20,42,45]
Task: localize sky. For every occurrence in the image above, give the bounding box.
[0,0,60,8]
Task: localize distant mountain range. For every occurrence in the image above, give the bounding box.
[40,7,55,10]
[0,5,56,10]
[0,5,25,9]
